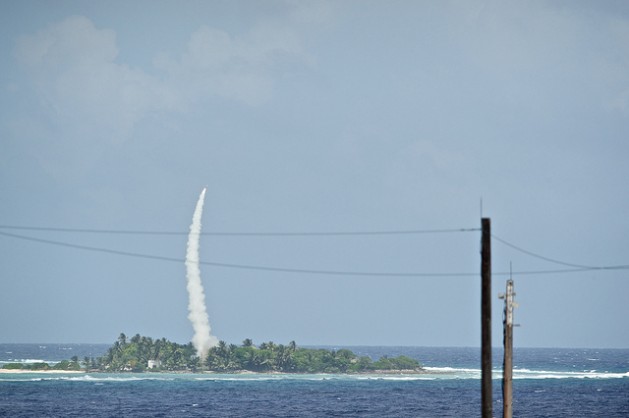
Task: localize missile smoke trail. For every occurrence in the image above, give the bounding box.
[185,187,219,358]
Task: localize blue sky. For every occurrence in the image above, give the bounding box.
[1,1,628,348]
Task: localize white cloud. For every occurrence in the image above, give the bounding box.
[454,2,629,114]
[15,13,313,143]
[285,0,336,26]
[16,15,118,71]
[16,16,181,143]
[156,22,310,106]
[606,17,629,113]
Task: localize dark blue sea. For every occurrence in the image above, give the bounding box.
[1,344,627,417]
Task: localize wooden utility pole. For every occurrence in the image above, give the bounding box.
[481,218,492,418]
[500,279,516,418]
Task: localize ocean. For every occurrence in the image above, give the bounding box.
[1,345,627,417]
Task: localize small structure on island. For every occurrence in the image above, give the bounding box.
[147,359,161,369]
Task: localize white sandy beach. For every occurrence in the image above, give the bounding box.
[0,369,85,374]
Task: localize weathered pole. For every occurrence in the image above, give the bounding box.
[481,218,492,418]
[501,279,515,418]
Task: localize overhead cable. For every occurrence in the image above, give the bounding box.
[0,230,473,277]
[491,234,629,270]
[0,224,479,237]
[2,230,628,277]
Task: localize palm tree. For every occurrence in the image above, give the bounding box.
[259,341,276,352]
[276,344,295,371]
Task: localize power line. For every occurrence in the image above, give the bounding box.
[0,230,183,263]
[2,230,627,277]
[0,230,473,277]
[491,234,629,271]
[491,234,593,268]
[0,224,480,237]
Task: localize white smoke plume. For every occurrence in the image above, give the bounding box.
[185,187,219,358]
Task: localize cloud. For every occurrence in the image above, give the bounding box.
[16,16,117,70]
[16,16,181,143]
[453,2,629,114]
[155,21,310,106]
[285,0,336,26]
[606,17,629,113]
[15,13,313,144]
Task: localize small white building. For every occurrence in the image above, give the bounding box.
[147,359,161,369]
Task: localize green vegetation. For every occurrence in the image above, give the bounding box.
[1,359,81,371]
[96,333,422,373]
[52,359,82,371]
[98,333,200,372]
[1,333,423,374]
[3,362,33,370]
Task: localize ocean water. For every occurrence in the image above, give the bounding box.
[1,345,627,417]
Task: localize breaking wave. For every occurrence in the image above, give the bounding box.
[2,368,626,383]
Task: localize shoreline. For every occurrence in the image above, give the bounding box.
[0,369,85,374]
[0,368,449,376]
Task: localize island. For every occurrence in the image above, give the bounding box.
[2,333,424,374]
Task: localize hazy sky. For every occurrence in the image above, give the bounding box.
[1,1,628,348]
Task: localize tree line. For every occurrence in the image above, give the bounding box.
[2,333,423,374]
[100,333,421,373]
[2,358,82,371]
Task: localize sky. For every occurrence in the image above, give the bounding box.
[0,0,628,349]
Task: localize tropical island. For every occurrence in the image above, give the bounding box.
[2,333,423,374]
